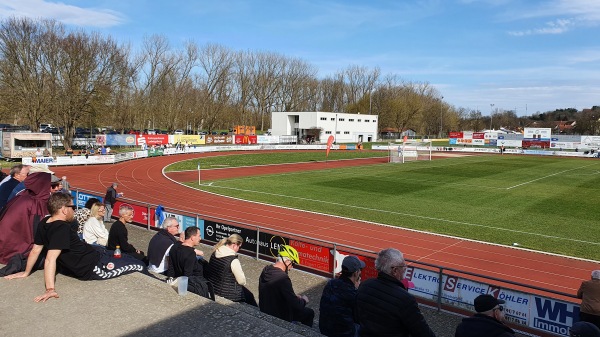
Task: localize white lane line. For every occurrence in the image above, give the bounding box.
[506,163,598,190]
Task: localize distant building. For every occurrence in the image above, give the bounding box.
[271,111,378,143]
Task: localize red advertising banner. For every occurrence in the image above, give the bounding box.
[473,132,485,139]
[522,140,550,149]
[234,135,258,144]
[336,250,377,280]
[137,134,169,145]
[289,239,330,273]
[113,201,155,226]
[449,132,463,139]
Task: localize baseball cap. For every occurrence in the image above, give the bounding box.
[28,165,54,175]
[474,294,505,313]
[570,322,600,337]
[341,255,366,273]
[51,175,62,184]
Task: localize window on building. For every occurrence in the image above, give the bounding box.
[344,131,350,134]
[339,118,345,121]
[349,119,354,122]
[320,117,327,121]
[330,118,335,121]
[373,120,377,123]
[325,131,331,134]
[336,131,340,134]
[358,119,362,122]
[365,119,370,122]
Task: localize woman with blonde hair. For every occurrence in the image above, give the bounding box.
[82,202,109,246]
[208,234,257,306]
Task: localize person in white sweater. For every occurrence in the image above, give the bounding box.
[82,202,109,246]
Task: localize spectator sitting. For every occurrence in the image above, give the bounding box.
[319,255,365,337]
[570,321,600,337]
[167,226,212,299]
[0,164,30,210]
[4,192,146,302]
[577,270,600,329]
[82,202,109,246]
[455,294,514,337]
[147,217,181,274]
[43,148,51,156]
[259,245,314,327]
[356,248,436,337]
[107,204,148,265]
[73,198,100,238]
[208,234,257,306]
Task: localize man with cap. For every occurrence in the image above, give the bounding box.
[319,255,365,337]
[454,294,515,337]
[570,321,600,337]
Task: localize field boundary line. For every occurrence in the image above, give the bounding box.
[506,163,598,190]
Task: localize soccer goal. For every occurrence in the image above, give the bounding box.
[389,141,432,163]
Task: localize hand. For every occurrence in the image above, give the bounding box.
[34,289,59,302]
[299,294,309,303]
[4,271,28,280]
[194,249,204,257]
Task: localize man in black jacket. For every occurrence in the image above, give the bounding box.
[103,182,122,222]
[107,204,147,264]
[356,248,436,337]
[147,217,181,274]
[455,294,515,337]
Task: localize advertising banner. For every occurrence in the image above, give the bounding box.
[522,140,551,149]
[334,250,377,280]
[473,132,485,139]
[206,135,233,145]
[529,296,579,336]
[138,134,169,145]
[524,128,551,140]
[173,135,205,145]
[96,135,106,145]
[257,135,280,144]
[463,131,473,140]
[288,239,330,272]
[405,267,440,301]
[550,141,580,150]
[581,135,600,148]
[234,135,258,144]
[485,132,499,140]
[203,220,257,251]
[71,191,103,208]
[449,132,463,139]
[496,139,522,147]
[472,139,485,146]
[105,134,137,146]
[456,139,473,144]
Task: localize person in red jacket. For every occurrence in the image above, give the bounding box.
[578,270,600,329]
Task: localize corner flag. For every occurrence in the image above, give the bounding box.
[326,135,335,157]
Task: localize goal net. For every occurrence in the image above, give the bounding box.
[389,141,432,163]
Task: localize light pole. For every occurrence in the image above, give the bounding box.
[439,96,444,138]
[490,104,495,130]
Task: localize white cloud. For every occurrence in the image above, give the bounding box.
[0,0,125,28]
[508,18,574,36]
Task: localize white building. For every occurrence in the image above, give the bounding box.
[271,111,378,143]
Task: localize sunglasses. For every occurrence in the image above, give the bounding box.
[65,205,77,210]
[494,305,504,312]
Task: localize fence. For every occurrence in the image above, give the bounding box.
[72,187,581,337]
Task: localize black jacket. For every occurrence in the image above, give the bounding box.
[454,314,515,337]
[104,186,117,207]
[356,272,436,337]
[319,276,358,337]
[258,265,307,322]
[147,229,178,268]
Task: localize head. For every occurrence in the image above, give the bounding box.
[47,192,76,222]
[183,226,201,245]
[112,182,118,189]
[474,294,506,322]
[162,217,180,236]
[570,321,600,337]
[50,175,62,192]
[118,204,134,223]
[341,255,366,283]
[62,176,67,181]
[89,202,106,219]
[592,270,600,280]
[375,248,407,281]
[84,198,100,209]
[11,164,30,182]
[276,245,300,274]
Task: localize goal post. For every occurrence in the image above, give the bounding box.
[389,141,432,163]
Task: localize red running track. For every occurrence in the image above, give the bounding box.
[53,152,599,296]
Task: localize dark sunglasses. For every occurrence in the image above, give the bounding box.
[65,205,77,210]
[494,305,504,312]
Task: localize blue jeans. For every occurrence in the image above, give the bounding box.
[103,204,112,222]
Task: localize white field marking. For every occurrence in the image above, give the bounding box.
[506,163,599,190]
[203,183,600,246]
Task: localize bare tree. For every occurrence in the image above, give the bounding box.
[196,43,233,132]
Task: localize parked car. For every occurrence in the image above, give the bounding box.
[174,129,184,135]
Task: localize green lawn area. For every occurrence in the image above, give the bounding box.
[169,153,600,261]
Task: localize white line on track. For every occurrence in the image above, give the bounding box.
[201,183,600,246]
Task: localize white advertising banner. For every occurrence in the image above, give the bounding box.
[550,141,580,150]
[472,139,485,146]
[496,139,523,147]
[524,128,552,140]
[581,135,600,148]
[529,296,579,336]
[462,131,473,140]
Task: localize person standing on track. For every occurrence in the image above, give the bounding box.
[578,270,600,329]
[103,182,122,222]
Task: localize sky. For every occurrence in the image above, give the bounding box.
[0,0,599,116]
